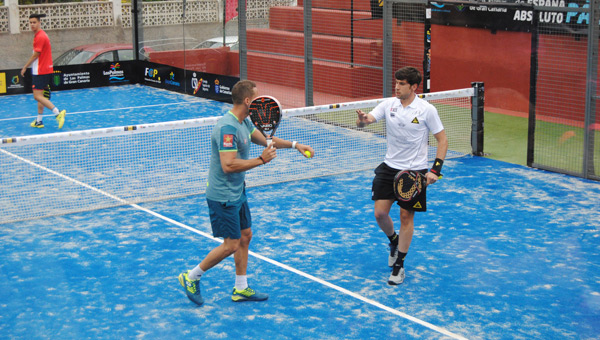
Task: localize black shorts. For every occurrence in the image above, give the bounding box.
[372,162,427,211]
[32,74,52,91]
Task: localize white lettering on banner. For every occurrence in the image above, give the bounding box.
[62,72,91,85]
[513,10,533,21]
[527,0,565,6]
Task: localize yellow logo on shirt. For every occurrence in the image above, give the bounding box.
[411,117,419,124]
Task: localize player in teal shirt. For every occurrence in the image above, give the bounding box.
[205,110,255,203]
[178,80,315,306]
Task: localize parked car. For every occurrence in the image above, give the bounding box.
[54,43,150,66]
[192,36,238,50]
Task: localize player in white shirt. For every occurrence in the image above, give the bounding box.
[356,67,448,285]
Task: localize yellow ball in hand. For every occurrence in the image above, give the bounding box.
[304,150,312,158]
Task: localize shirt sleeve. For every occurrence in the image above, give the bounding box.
[219,125,238,152]
[370,100,388,122]
[33,33,45,53]
[426,105,445,135]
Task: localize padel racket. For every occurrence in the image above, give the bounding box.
[249,95,282,147]
[393,170,443,202]
[393,170,427,202]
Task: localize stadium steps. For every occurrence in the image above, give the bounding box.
[244,4,384,98]
[297,0,374,11]
[246,28,384,68]
[268,6,382,39]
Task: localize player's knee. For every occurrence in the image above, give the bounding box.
[222,239,241,255]
[374,209,389,222]
[400,209,415,224]
[241,228,252,245]
[33,91,44,101]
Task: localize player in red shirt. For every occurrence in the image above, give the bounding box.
[21,13,66,129]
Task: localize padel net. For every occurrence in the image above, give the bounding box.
[0,84,484,224]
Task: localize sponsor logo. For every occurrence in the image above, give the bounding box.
[214,78,232,95]
[61,71,91,85]
[192,72,209,94]
[223,134,233,148]
[165,72,181,87]
[144,67,161,84]
[53,70,62,86]
[0,73,5,93]
[103,63,126,83]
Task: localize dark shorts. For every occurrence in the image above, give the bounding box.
[206,192,251,240]
[32,74,52,91]
[372,162,427,211]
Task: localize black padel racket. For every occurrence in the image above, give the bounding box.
[393,170,427,202]
[249,95,282,147]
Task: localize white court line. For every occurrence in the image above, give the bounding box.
[1,147,469,340]
[0,101,212,122]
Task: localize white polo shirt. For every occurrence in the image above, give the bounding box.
[370,95,444,170]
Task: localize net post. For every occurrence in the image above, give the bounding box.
[238,0,247,80]
[303,0,314,106]
[423,2,431,93]
[470,81,484,156]
[527,6,539,167]
[383,0,393,97]
[583,0,599,179]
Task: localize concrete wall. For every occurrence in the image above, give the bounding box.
[1,22,233,70]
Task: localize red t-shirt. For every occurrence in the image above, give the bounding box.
[32,30,53,75]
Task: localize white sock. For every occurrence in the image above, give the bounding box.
[235,275,248,291]
[52,107,59,115]
[36,114,43,122]
[188,265,205,280]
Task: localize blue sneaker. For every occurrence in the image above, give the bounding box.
[178,271,204,306]
[231,287,269,302]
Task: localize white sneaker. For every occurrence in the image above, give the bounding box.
[388,266,405,285]
[388,243,398,267]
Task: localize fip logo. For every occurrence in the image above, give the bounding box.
[145,68,159,79]
[11,75,20,85]
[144,67,161,84]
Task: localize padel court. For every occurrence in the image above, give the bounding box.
[1,85,599,339]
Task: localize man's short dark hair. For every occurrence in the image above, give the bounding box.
[29,13,46,20]
[394,67,422,87]
[231,80,256,105]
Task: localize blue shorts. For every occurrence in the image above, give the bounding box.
[206,193,251,240]
[32,74,52,91]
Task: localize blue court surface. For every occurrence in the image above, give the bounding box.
[1,86,599,339]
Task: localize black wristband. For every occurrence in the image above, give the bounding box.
[430,158,444,176]
[259,156,266,164]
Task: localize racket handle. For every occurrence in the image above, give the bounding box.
[267,138,273,148]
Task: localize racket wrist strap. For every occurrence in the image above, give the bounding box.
[292,141,297,149]
[430,158,444,176]
[259,156,267,164]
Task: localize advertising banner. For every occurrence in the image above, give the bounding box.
[430,0,591,34]
[140,61,238,103]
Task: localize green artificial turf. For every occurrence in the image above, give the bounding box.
[483,111,529,166]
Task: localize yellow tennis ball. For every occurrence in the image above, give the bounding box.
[304,150,312,158]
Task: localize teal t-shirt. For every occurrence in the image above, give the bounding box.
[206,111,255,202]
